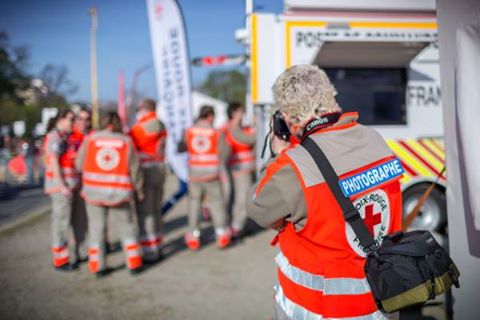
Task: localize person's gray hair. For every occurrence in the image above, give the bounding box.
[272,64,341,125]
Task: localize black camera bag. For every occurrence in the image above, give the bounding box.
[302,137,460,313]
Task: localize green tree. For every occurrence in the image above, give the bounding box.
[37,64,78,109]
[0,32,30,100]
[0,32,32,131]
[0,32,76,135]
[198,69,246,104]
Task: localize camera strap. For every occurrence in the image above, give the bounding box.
[302,112,341,138]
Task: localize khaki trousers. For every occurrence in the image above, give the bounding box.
[230,171,254,232]
[136,164,165,260]
[86,203,140,272]
[71,191,87,261]
[188,179,227,234]
[50,191,86,264]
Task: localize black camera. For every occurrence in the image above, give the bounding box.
[272,110,290,141]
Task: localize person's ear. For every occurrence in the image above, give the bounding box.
[282,112,296,134]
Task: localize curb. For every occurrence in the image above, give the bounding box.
[0,204,51,235]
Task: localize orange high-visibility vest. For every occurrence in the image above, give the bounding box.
[81,132,133,206]
[65,126,85,184]
[271,130,402,319]
[186,126,220,180]
[225,127,255,173]
[44,130,80,194]
[130,112,167,168]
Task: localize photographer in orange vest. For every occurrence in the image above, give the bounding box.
[76,112,144,277]
[130,98,167,263]
[44,109,78,271]
[247,65,402,320]
[179,105,230,250]
[224,102,256,238]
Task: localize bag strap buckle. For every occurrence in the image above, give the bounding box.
[364,244,381,260]
[344,208,359,223]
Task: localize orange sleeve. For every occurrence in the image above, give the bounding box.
[129,123,144,148]
[255,153,291,195]
[390,180,403,233]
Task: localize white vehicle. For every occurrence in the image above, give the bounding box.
[246,0,446,232]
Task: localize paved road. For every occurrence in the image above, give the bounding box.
[0,174,447,320]
[0,186,49,226]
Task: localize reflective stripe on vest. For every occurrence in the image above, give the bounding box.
[139,151,165,162]
[141,161,164,169]
[276,252,371,295]
[83,172,131,184]
[139,152,165,169]
[229,150,255,162]
[229,150,255,171]
[189,154,220,163]
[81,185,133,205]
[275,285,387,320]
[226,128,255,172]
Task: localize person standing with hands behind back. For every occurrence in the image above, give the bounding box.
[130,98,168,263]
[179,105,231,250]
[224,102,256,238]
[76,112,144,277]
[247,65,402,320]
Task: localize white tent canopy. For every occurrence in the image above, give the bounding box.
[192,91,228,128]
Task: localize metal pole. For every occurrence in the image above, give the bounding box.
[125,64,151,127]
[89,7,99,129]
[126,64,151,109]
[245,0,254,125]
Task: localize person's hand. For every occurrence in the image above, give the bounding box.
[271,218,287,231]
[60,184,72,198]
[270,133,290,156]
[137,192,145,202]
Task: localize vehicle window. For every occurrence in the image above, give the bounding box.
[324,68,407,125]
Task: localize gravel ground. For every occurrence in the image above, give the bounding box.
[0,173,277,320]
[0,173,447,320]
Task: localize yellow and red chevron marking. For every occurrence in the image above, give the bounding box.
[386,138,446,185]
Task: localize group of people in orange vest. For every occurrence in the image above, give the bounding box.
[44,99,255,277]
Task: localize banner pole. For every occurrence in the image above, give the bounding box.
[89,7,99,129]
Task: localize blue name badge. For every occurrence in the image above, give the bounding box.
[338,158,404,197]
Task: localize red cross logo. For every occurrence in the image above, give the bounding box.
[103,153,112,164]
[364,204,382,236]
[192,136,210,153]
[96,147,120,171]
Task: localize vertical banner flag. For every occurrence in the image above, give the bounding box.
[146,0,192,181]
[117,71,127,131]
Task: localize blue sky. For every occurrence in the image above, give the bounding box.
[0,0,282,103]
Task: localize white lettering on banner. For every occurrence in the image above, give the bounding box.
[339,158,404,197]
[147,0,192,181]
